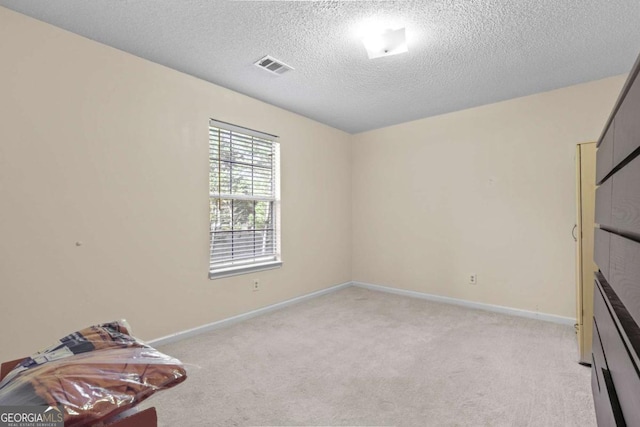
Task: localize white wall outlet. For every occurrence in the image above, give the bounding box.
[252,279,260,292]
[469,274,477,285]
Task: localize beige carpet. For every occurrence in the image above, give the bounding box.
[140,286,595,426]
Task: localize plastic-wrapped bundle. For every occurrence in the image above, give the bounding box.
[0,321,187,426]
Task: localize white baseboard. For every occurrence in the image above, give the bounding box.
[149,280,575,347]
[352,281,576,326]
[148,281,352,347]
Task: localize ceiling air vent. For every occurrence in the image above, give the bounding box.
[254,55,294,75]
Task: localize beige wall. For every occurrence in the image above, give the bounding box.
[0,8,352,362]
[352,75,626,318]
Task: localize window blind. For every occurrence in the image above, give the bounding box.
[209,120,281,278]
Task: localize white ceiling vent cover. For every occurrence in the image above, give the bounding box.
[254,55,294,75]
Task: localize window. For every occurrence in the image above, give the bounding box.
[208,120,281,279]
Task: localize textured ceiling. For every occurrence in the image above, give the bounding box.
[1,1,640,134]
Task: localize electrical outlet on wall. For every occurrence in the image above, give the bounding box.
[469,274,477,285]
[252,279,260,292]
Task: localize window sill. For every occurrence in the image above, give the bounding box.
[208,261,283,280]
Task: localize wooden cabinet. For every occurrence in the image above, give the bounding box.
[592,51,640,426]
[577,142,597,364]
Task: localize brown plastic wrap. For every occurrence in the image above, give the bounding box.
[0,321,186,426]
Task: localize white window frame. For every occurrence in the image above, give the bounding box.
[208,119,281,279]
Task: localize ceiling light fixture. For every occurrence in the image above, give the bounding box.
[361,27,408,59]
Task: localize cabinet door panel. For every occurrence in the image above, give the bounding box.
[597,179,613,228]
[609,234,640,329]
[614,79,640,167]
[612,154,640,236]
[598,123,615,185]
[595,228,612,279]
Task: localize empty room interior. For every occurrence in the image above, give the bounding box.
[2,1,640,426]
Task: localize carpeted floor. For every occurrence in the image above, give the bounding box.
[140,286,595,426]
